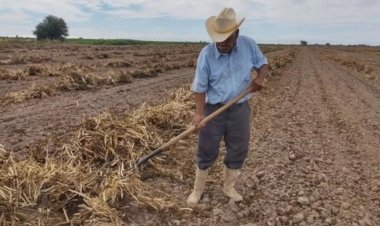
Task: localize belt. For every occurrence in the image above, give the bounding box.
[207,100,247,107]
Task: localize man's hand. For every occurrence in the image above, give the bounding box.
[193,113,205,128]
[251,64,268,92]
[250,78,264,92]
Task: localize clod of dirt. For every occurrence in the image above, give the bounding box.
[297,196,310,206]
[292,213,305,223]
[289,152,296,160]
[341,202,351,210]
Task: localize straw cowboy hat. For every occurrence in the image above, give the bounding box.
[206,8,245,42]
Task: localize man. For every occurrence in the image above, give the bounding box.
[187,7,268,205]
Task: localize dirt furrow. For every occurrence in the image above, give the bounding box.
[310,52,380,225]
[236,48,379,225]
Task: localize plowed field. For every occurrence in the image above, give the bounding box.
[0,43,379,225]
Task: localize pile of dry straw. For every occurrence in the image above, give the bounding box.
[0,63,134,106]
[0,87,195,225]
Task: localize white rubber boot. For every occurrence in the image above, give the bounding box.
[187,167,208,205]
[223,166,243,202]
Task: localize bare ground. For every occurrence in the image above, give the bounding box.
[235,47,380,225]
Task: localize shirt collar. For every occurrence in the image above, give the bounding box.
[214,39,240,59]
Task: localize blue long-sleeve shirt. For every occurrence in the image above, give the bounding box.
[191,35,268,104]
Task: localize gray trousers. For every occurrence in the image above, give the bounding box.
[196,101,251,170]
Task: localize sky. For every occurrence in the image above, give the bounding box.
[0,0,379,45]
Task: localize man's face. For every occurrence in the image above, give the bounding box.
[216,30,239,54]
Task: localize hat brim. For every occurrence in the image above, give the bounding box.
[206,17,245,42]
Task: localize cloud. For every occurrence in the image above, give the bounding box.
[0,0,92,22]
[3,0,379,23]
[93,0,380,26]
[0,0,379,44]
[0,11,31,25]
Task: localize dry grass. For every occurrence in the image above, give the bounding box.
[0,66,135,106]
[105,60,132,68]
[95,53,110,59]
[0,65,52,80]
[0,68,14,80]
[112,70,133,84]
[24,64,48,76]
[0,85,56,105]
[56,63,110,91]
[100,70,133,85]
[0,63,92,81]
[80,54,95,60]
[261,46,283,53]
[0,55,51,65]
[0,87,195,225]
[57,67,134,90]
[326,55,379,81]
[268,51,297,76]
[57,72,100,91]
[131,68,159,78]
[327,55,374,74]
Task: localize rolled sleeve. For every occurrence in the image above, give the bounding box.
[250,40,268,70]
[191,48,209,93]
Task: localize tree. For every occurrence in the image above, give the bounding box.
[33,15,69,40]
[300,40,307,46]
